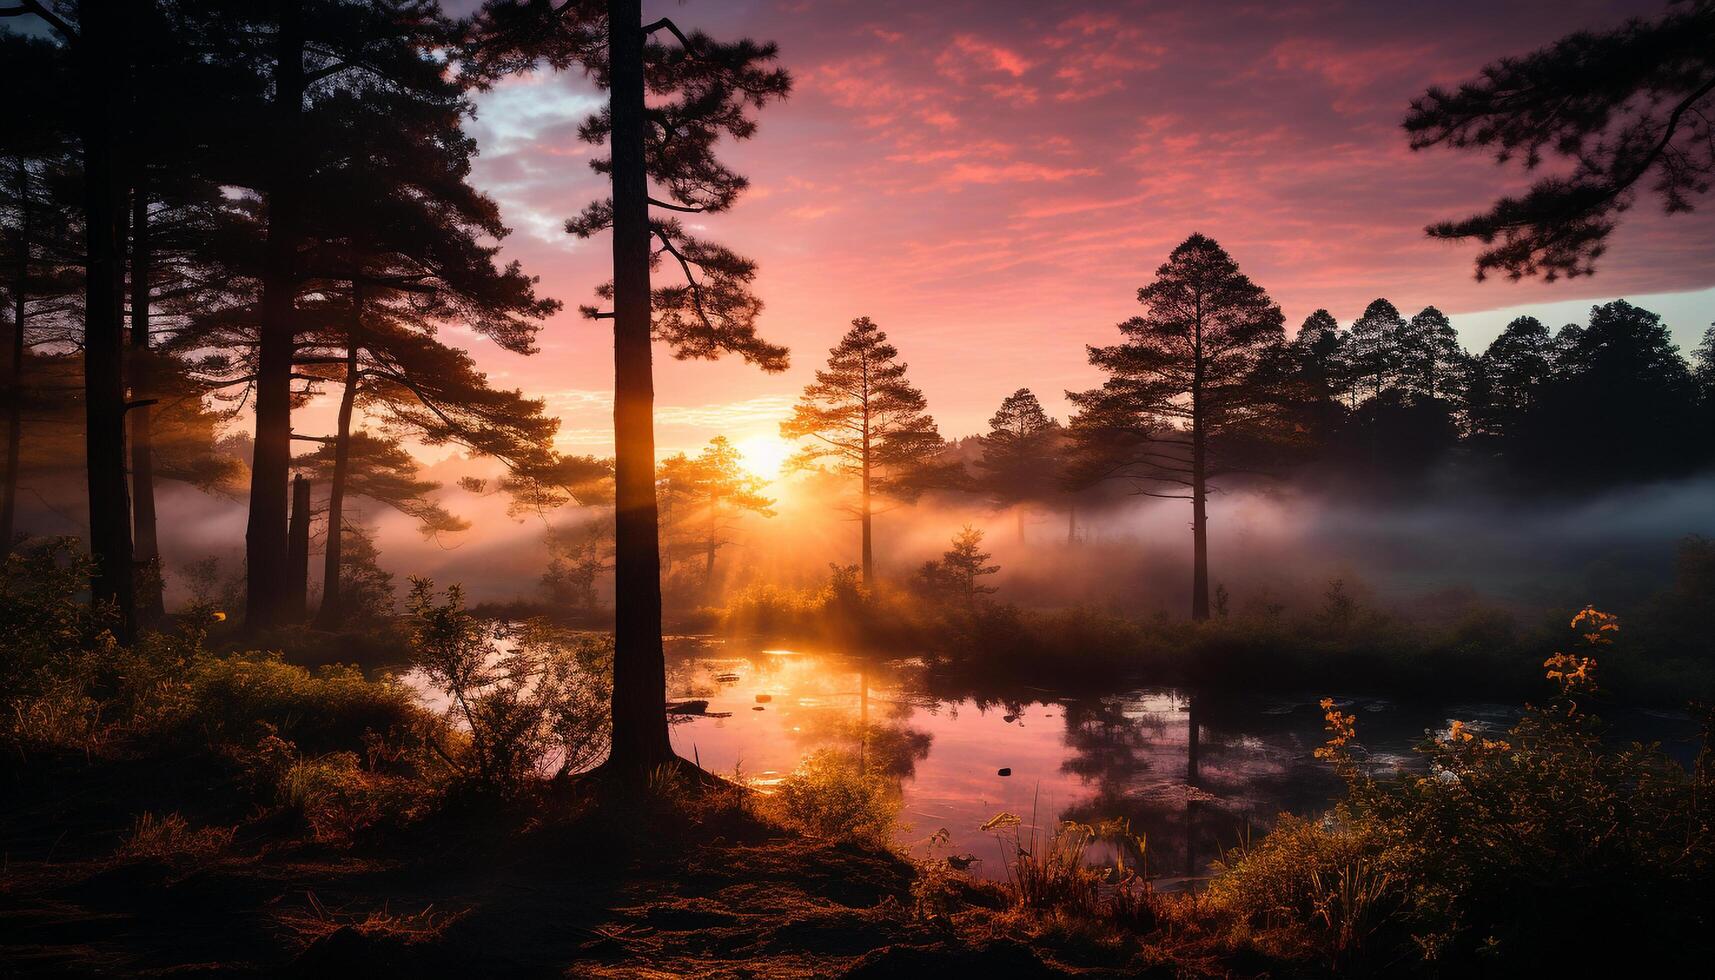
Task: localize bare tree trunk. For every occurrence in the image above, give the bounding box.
[245,0,305,631]
[285,473,310,619]
[703,501,718,580]
[1,164,25,556]
[81,0,137,641]
[1190,332,1210,622]
[129,183,164,624]
[1066,501,1076,546]
[314,290,360,629]
[860,422,873,588]
[1184,695,1201,876]
[605,0,673,776]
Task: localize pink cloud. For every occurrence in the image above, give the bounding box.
[459,0,1713,454]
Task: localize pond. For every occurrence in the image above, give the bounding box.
[661,640,1703,886]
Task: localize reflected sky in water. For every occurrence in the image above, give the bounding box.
[664,640,1701,884]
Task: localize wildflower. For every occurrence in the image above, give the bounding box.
[1570,605,1619,645]
[1314,697,1359,760]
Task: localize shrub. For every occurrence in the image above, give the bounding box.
[982,811,1155,924]
[276,750,431,843]
[406,579,611,795]
[186,653,420,754]
[1213,607,1715,972]
[762,748,901,845]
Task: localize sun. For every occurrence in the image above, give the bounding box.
[733,433,794,480]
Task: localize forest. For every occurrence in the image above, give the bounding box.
[3,0,1714,976]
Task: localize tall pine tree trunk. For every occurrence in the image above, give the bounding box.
[859,427,873,588]
[314,292,360,629]
[703,497,718,580]
[606,0,673,776]
[286,473,310,619]
[1066,502,1076,545]
[80,0,137,640]
[245,0,305,630]
[1190,361,1210,622]
[129,184,164,624]
[1,164,25,557]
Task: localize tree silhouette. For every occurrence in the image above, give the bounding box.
[782,317,944,588]
[1517,299,1702,487]
[209,0,464,630]
[466,0,792,777]
[1694,324,1715,454]
[1291,309,1348,403]
[3,1,142,636]
[975,388,1062,543]
[1347,298,1404,401]
[1405,1,1715,281]
[1068,234,1287,621]
[295,430,467,541]
[1469,315,1554,447]
[0,31,80,557]
[914,524,998,607]
[656,436,772,583]
[1397,306,1466,403]
[1285,309,1351,452]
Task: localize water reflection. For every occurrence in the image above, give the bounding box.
[665,640,1701,885]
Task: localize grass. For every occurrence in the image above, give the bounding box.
[114,811,237,865]
[5,540,1715,976]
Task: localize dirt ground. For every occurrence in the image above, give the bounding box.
[1,752,1224,978]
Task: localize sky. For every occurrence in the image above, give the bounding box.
[434,0,1715,464]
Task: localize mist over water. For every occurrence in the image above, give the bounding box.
[15,460,1712,614]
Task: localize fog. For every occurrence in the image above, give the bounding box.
[12,455,1712,618]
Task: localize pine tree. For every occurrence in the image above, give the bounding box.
[3,1,141,635]
[466,0,792,777]
[657,436,772,582]
[1347,299,1404,401]
[1398,306,1466,402]
[0,31,81,557]
[916,525,998,606]
[1406,1,1715,281]
[296,432,465,534]
[1518,300,1702,486]
[782,317,944,587]
[975,388,1062,543]
[203,0,466,630]
[1471,315,1554,444]
[1068,234,1287,621]
[1291,309,1348,404]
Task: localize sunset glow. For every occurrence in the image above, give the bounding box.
[2,1,1713,975]
[733,433,794,481]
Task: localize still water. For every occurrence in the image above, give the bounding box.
[661,640,1701,885]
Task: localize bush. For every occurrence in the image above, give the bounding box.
[406,579,611,795]
[186,653,421,754]
[981,811,1157,925]
[761,748,901,845]
[1211,607,1715,972]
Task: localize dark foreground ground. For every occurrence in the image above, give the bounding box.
[0,752,1239,979]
